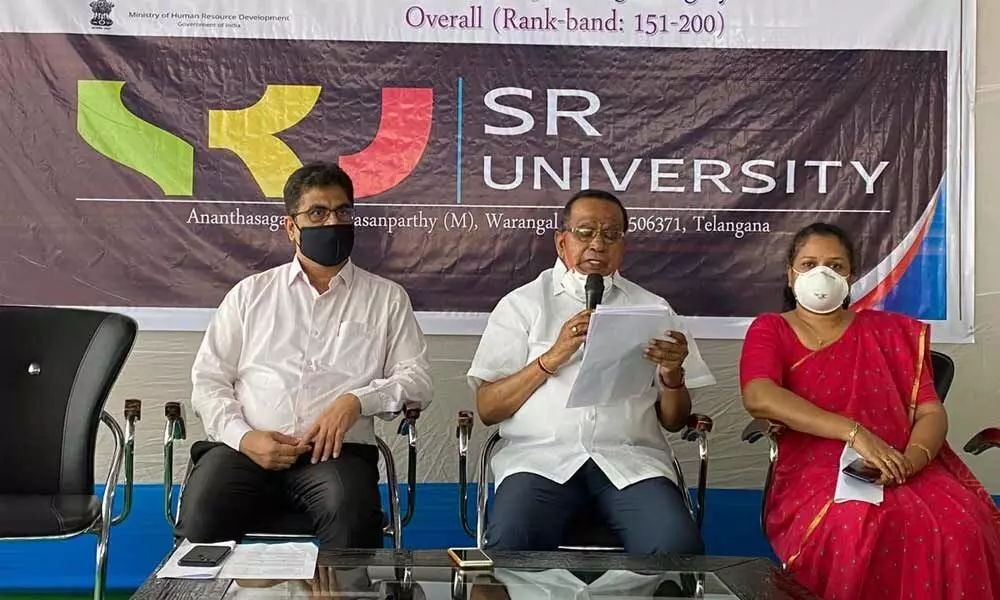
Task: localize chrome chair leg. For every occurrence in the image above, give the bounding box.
[762,436,778,537]
[696,434,709,529]
[111,399,141,526]
[93,519,111,600]
[377,435,403,549]
[741,418,780,553]
[163,402,187,527]
[475,432,502,549]
[94,412,125,600]
[671,455,695,519]
[680,413,714,529]
[456,412,477,538]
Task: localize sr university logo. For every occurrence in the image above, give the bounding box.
[76,81,434,198]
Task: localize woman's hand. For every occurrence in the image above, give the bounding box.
[851,426,909,485]
[902,445,931,479]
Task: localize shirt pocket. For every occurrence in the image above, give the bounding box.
[329,321,381,378]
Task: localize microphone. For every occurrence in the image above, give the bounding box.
[585,273,604,310]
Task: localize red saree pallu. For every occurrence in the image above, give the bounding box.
[740,310,1000,600]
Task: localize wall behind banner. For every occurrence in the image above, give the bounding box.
[2,1,1000,591]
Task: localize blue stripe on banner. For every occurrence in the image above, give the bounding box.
[1,483,996,591]
[883,180,948,319]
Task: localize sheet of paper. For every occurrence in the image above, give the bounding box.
[834,444,884,505]
[218,542,319,580]
[566,305,678,408]
[224,567,381,599]
[223,580,304,599]
[156,539,237,579]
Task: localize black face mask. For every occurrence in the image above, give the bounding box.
[297,223,354,267]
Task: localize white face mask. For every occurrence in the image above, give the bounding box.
[560,266,614,304]
[792,266,850,314]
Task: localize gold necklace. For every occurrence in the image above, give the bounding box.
[794,312,844,348]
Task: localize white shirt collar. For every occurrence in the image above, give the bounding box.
[287,257,356,291]
[550,258,570,296]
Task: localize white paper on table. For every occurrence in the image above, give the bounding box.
[223,580,303,599]
[217,542,319,580]
[156,539,237,579]
[224,566,379,599]
[566,305,678,408]
[834,444,884,505]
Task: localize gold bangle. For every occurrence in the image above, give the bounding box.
[847,420,860,448]
[908,442,934,465]
[536,355,556,376]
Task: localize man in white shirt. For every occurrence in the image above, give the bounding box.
[177,162,432,548]
[467,190,715,555]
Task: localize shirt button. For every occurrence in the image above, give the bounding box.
[312,329,321,338]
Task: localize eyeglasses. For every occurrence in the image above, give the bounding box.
[291,205,355,225]
[563,226,626,243]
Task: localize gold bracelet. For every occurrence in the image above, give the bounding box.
[847,420,861,448]
[536,355,556,376]
[908,442,934,465]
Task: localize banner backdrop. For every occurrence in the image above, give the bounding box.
[0,1,975,340]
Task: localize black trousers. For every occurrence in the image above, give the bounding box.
[175,441,383,548]
[485,459,704,555]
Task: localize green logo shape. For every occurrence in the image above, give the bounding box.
[77,80,194,196]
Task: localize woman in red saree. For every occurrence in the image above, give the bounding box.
[739,223,1000,600]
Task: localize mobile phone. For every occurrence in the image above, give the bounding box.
[177,544,232,567]
[842,458,882,484]
[447,547,493,569]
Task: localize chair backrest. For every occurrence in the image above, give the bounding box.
[0,306,136,496]
[930,350,955,403]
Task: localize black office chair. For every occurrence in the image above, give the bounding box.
[162,402,421,548]
[0,306,142,600]
[741,349,956,543]
[456,410,714,550]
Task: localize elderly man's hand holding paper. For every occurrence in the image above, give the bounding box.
[644,330,690,388]
[565,305,688,408]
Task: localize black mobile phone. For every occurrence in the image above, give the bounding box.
[842,458,882,484]
[177,544,232,567]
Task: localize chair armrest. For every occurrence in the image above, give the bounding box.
[96,411,125,534]
[457,410,474,457]
[475,430,504,546]
[963,427,1000,455]
[397,406,420,527]
[678,413,712,528]
[741,418,773,443]
[681,413,713,442]
[124,398,142,424]
[164,401,187,441]
[163,401,187,526]
[110,399,142,526]
[396,406,421,441]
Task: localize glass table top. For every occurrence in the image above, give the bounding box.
[135,548,816,600]
[221,565,737,599]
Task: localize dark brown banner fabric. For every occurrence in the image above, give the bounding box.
[0,35,945,321]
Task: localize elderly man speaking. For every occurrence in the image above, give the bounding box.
[467,189,715,554]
